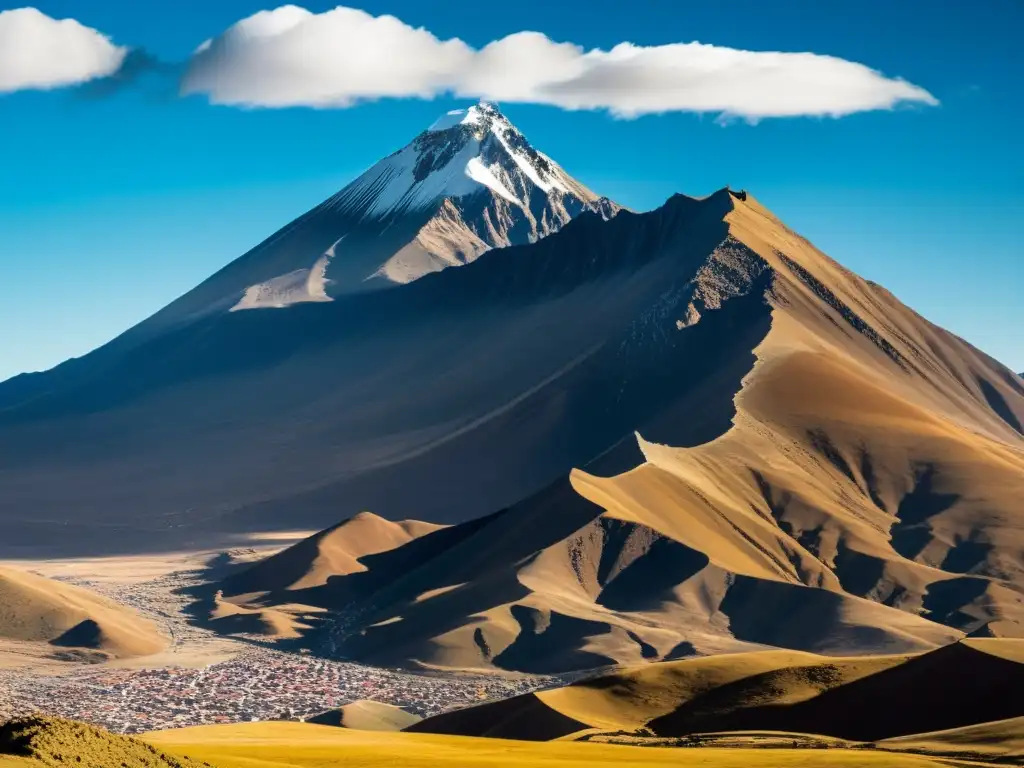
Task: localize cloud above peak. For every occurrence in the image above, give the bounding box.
[184,6,473,107]
[0,8,128,93]
[182,4,937,119]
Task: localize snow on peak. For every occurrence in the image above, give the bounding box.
[427,101,505,132]
[326,101,583,220]
[178,102,617,318]
[428,104,487,132]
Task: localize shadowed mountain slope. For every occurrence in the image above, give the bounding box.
[2,109,1021,671]
[0,188,747,554]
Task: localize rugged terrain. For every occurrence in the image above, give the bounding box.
[198,189,1024,671]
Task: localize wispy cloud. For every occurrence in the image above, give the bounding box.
[181,4,937,120]
[0,8,127,93]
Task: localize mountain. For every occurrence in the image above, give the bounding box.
[193,512,445,640]
[191,191,1024,672]
[219,512,444,594]
[123,100,617,338]
[1,109,1022,677]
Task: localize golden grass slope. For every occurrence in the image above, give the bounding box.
[412,639,1024,745]
[140,720,962,768]
[0,566,165,658]
[201,191,1024,673]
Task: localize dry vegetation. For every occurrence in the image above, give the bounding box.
[0,716,207,768]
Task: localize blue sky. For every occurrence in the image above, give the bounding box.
[0,0,1021,380]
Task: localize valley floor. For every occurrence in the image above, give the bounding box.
[0,547,553,733]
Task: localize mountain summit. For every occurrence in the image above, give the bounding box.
[317,100,618,286]
[135,101,617,336]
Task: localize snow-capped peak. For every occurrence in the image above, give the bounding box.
[179,103,620,321]
[325,101,589,220]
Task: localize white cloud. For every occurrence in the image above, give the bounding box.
[0,8,128,94]
[182,4,937,119]
[183,6,473,108]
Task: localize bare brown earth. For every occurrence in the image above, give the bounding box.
[221,513,444,594]
[204,192,1024,673]
[410,639,1024,744]
[202,513,442,639]
[0,566,167,660]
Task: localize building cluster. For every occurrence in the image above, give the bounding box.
[0,647,555,734]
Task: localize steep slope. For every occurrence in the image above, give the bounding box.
[200,513,443,640]
[209,478,958,672]
[0,567,166,658]
[1,158,1021,671]
[411,640,1024,743]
